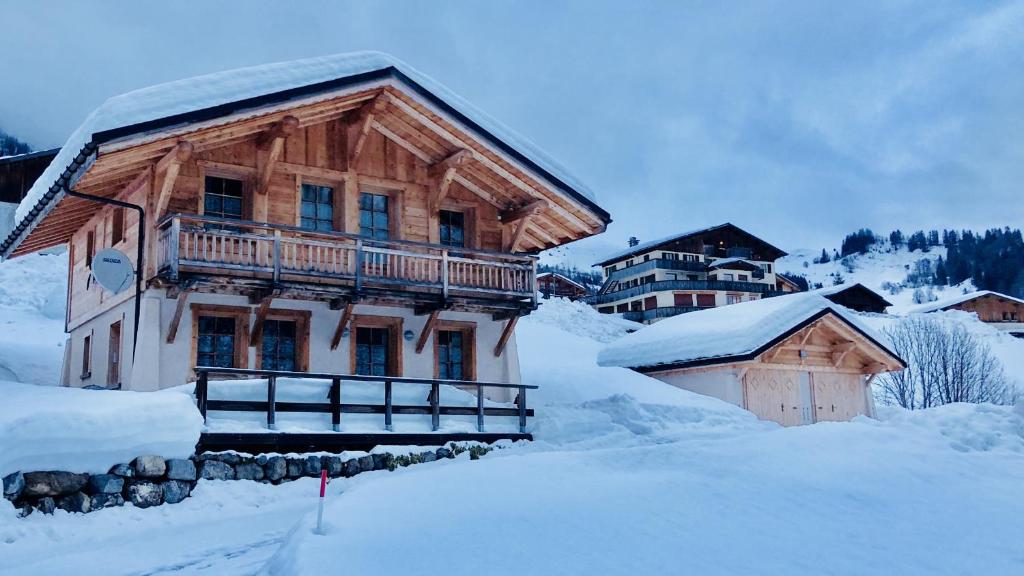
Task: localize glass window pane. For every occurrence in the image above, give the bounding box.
[360,211,372,228]
[359,193,372,210]
[373,194,387,211]
[301,202,316,218]
[373,212,388,228]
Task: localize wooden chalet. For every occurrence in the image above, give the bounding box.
[0,53,610,448]
[0,149,60,238]
[909,290,1024,338]
[537,271,589,300]
[599,293,906,426]
[813,283,892,314]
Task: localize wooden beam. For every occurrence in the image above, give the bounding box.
[165,291,190,344]
[506,214,533,253]
[451,173,504,208]
[493,315,520,357]
[865,373,879,387]
[862,361,888,374]
[372,121,435,163]
[831,341,857,367]
[153,141,193,218]
[799,324,818,346]
[415,310,440,354]
[428,149,471,213]
[249,296,274,347]
[501,199,548,224]
[348,95,388,167]
[330,302,355,350]
[256,116,299,196]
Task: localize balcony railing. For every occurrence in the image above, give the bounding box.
[157,214,537,301]
[605,258,708,282]
[621,306,701,322]
[585,279,785,305]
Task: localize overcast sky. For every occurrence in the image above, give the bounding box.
[1,1,1022,264]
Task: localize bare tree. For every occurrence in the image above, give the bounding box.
[877,315,1014,409]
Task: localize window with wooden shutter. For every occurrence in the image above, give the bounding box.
[696,294,715,308]
[674,293,694,307]
[644,296,657,310]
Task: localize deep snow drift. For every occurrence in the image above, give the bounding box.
[0,381,202,477]
[0,252,67,385]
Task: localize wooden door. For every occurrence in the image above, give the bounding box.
[743,369,803,426]
[107,320,122,387]
[812,372,866,422]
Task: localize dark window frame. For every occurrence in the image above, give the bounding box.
[299,182,336,232]
[434,320,476,381]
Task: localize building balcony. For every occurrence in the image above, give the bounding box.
[156,214,537,307]
[621,305,701,322]
[585,279,785,306]
[606,258,708,282]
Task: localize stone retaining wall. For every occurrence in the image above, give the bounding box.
[3,443,494,517]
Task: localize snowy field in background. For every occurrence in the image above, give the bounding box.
[0,252,1022,574]
[0,252,67,385]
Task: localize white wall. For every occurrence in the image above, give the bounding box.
[65,297,135,389]
[68,289,522,399]
[651,369,745,407]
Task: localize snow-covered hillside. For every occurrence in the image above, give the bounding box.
[0,252,67,385]
[777,244,970,313]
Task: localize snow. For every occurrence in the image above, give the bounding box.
[597,292,891,369]
[0,252,67,385]
[15,51,596,237]
[0,380,201,477]
[594,224,720,265]
[1,275,1022,575]
[905,289,1024,314]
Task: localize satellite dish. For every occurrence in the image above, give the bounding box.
[91,248,135,294]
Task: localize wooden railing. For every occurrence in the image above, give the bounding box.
[195,367,538,434]
[158,214,537,301]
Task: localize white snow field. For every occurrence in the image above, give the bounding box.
[1,281,1023,574]
[0,252,67,385]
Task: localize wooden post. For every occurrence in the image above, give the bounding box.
[272,231,282,284]
[384,380,393,431]
[430,382,440,431]
[354,238,364,294]
[166,290,189,344]
[441,250,449,298]
[415,309,440,354]
[476,383,485,432]
[169,217,181,280]
[517,388,527,433]
[494,315,520,357]
[267,376,277,430]
[330,302,354,351]
[331,377,341,432]
[196,370,208,423]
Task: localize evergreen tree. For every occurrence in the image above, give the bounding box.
[817,248,830,264]
[0,129,31,157]
[889,229,904,249]
[934,256,948,285]
[927,230,940,247]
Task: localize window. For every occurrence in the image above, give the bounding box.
[616,303,628,313]
[436,330,468,380]
[630,300,643,312]
[722,273,735,281]
[107,320,121,387]
[81,334,92,378]
[86,230,95,268]
[359,192,389,239]
[355,327,390,376]
[439,210,465,247]
[300,183,334,231]
[696,294,716,308]
[598,306,614,314]
[643,254,650,262]
[644,296,658,310]
[203,176,244,220]
[604,265,616,276]
[197,316,238,368]
[760,263,773,273]
[663,253,679,260]
[674,293,694,307]
[687,274,699,281]
[726,294,743,305]
[738,274,749,282]
[625,259,634,267]
[261,320,297,371]
[111,208,125,245]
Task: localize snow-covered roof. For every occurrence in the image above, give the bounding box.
[536,272,587,291]
[707,257,760,270]
[9,51,607,252]
[594,223,787,267]
[905,290,1024,315]
[810,282,893,306]
[597,292,899,370]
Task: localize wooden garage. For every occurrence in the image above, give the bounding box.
[597,293,906,426]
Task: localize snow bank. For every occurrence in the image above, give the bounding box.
[18,51,596,232]
[262,401,1024,576]
[0,252,68,385]
[0,381,202,476]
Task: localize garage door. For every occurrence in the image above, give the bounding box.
[743,369,808,427]
[812,373,867,422]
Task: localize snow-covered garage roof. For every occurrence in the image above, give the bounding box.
[597,292,901,371]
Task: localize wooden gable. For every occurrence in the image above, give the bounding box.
[9,81,607,258]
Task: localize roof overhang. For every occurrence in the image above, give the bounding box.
[594,223,788,267]
[633,309,906,374]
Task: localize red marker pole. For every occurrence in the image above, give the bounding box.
[316,470,328,534]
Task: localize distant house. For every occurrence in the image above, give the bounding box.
[537,272,589,300]
[776,273,805,293]
[598,293,906,426]
[812,283,892,314]
[0,149,60,239]
[909,290,1024,338]
[586,223,791,323]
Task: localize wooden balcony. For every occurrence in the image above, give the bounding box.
[157,214,537,308]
